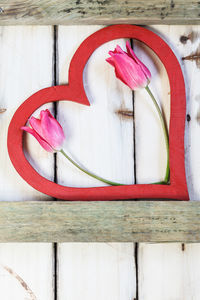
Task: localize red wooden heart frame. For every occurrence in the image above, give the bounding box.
[7,25,189,200]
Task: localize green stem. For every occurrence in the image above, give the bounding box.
[145,85,170,184]
[59,149,124,186]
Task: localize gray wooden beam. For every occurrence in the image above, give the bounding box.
[0,0,199,25]
[0,200,199,242]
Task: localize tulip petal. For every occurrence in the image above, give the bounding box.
[21,126,54,152]
[40,109,65,150]
[29,116,43,137]
[113,45,124,54]
[126,41,151,80]
[126,41,139,62]
[111,53,149,90]
[106,57,115,67]
[107,53,131,86]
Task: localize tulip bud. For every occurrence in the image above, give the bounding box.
[106,41,151,90]
[21,109,65,152]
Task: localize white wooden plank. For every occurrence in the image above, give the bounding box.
[165,25,200,201]
[134,24,200,196]
[0,26,54,201]
[57,25,134,187]
[58,243,136,300]
[144,25,200,199]
[0,26,54,300]
[139,243,200,300]
[57,25,136,300]
[138,25,200,300]
[0,243,53,300]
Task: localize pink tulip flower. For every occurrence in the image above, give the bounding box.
[21,109,65,152]
[21,109,123,185]
[106,41,151,90]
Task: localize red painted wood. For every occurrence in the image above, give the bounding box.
[7,25,189,200]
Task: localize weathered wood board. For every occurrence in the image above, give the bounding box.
[0,26,54,300]
[0,0,199,25]
[0,201,199,242]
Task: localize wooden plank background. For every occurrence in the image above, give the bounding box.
[0,1,199,25]
[1,24,200,299]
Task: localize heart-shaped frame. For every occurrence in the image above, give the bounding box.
[7,25,189,200]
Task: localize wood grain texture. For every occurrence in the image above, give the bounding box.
[0,200,200,242]
[0,1,199,25]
